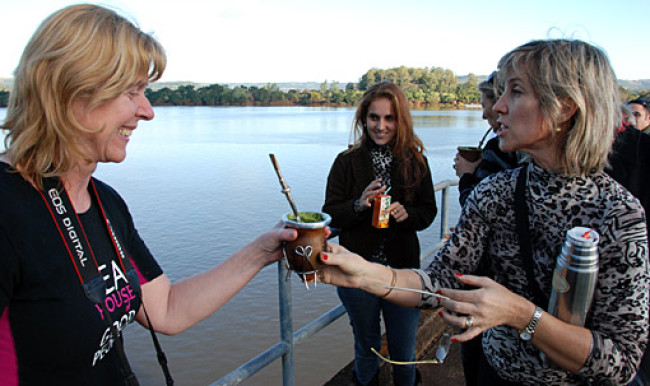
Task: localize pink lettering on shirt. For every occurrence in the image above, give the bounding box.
[0,308,18,386]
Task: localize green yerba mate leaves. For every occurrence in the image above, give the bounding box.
[288,212,323,223]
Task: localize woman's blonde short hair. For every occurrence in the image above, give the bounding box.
[2,4,166,187]
[497,39,620,176]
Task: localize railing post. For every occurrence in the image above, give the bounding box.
[440,185,451,239]
[212,179,459,385]
[278,261,295,386]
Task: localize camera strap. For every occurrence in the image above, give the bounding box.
[38,177,173,385]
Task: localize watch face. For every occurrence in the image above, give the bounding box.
[519,331,532,341]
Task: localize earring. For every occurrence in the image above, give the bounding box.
[555,127,561,132]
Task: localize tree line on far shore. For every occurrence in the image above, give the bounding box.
[144,66,483,108]
[0,65,648,108]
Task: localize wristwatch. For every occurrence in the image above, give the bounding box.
[519,306,543,341]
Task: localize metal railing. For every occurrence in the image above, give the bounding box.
[211,179,459,386]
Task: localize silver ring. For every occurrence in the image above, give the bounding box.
[465,315,474,329]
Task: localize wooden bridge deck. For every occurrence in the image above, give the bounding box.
[324,309,466,386]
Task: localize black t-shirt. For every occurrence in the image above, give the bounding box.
[0,162,163,385]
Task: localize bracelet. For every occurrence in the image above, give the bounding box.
[381,268,397,298]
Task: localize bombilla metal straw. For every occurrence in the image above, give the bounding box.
[478,127,492,149]
[269,154,301,222]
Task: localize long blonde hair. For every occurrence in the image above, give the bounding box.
[2,4,166,188]
[497,39,620,176]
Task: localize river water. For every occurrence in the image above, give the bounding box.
[0,106,486,385]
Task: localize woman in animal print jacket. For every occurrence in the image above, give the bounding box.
[319,39,649,385]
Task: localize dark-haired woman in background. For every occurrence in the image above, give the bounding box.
[323,82,437,385]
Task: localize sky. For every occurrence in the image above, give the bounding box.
[2,0,649,84]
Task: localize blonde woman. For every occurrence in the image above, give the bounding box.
[0,5,296,384]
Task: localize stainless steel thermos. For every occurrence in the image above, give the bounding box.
[547,227,600,326]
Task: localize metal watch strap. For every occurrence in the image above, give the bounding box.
[520,306,543,341]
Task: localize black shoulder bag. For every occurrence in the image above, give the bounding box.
[514,165,549,308]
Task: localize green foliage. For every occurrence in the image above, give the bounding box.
[0,73,645,109]
[619,85,650,104]
[619,86,650,103]
[141,66,484,108]
[230,86,250,105]
[357,66,476,107]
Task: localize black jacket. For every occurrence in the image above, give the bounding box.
[606,124,650,382]
[606,125,650,229]
[458,136,520,207]
[322,143,437,269]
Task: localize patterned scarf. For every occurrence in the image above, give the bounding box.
[370,144,392,188]
[369,143,392,262]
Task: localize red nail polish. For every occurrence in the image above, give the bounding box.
[455,272,463,277]
[437,311,443,317]
[322,253,328,261]
[436,290,442,294]
[451,338,458,343]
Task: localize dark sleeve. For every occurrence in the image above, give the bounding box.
[606,128,650,226]
[458,172,480,207]
[394,158,437,231]
[128,227,163,283]
[458,138,520,207]
[322,152,371,228]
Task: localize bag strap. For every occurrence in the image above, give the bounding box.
[514,165,548,308]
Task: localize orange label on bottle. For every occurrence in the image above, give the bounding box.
[372,195,391,228]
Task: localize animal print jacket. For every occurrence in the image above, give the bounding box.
[416,161,649,385]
